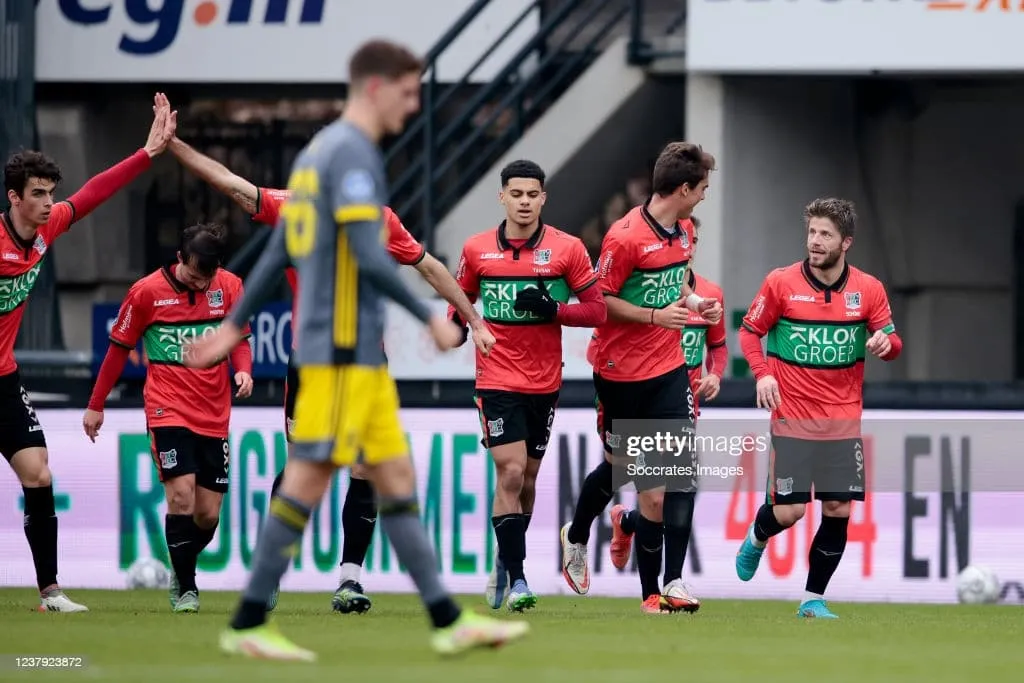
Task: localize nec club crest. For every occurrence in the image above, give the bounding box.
[845,292,861,309]
[206,289,224,308]
[533,249,552,265]
[33,236,46,256]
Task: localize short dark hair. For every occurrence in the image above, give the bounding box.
[804,198,856,240]
[349,40,422,85]
[500,160,545,188]
[5,151,62,198]
[180,223,227,277]
[651,142,716,196]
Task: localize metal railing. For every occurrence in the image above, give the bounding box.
[626,0,687,66]
[385,0,632,250]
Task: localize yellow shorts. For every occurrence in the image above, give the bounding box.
[289,364,407,466]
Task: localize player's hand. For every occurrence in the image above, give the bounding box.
[183,323,242,368]
[82,409,104,443]
[652,300,688,330]
[144,92,178,158]
[697,374,721,401]
[513,278,559,320]
[234,372,254,399]
[865,330,891,358]
[755,375,782,411]
[698,298,723,325]
[470,321,496,357]
[429,316,464,352]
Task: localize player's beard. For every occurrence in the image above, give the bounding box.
[809,246,842,270]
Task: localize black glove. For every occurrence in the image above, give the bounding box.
[514,278,559,320]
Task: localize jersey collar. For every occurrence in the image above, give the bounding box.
[801,258,850,292]
[496,219,545,252]
[0,210,37,251]
[639,198,681,241]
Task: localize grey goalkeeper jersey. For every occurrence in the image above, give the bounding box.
[228,120,431,366]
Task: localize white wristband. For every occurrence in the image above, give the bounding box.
[684,294,704,312]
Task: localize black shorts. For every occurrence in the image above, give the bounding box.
[284,355,299,442]
[595,365,696,493]
[767,435,865,504]
[0,371,46,461]
[149,426,230,493]
[475,389,559,459]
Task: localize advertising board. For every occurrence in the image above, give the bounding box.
[687,0,1024,74]
[37,1,540,83]
[1,407,1021,604]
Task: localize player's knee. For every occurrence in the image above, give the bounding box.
[774,503,805,527]
[821,500,850,517]
[497,462,526,496]
[20,464,52,488]
[10,448,51,487]
[367,457,415,500]
[164,480,195,514]
[350,462,370,480]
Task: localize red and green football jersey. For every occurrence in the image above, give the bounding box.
[109,266,251,437]
[742,260,896,439]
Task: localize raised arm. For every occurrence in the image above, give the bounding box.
[168,137,260,215]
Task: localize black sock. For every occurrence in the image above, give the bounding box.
[270,470,284,498]
[620,508,638,536]
[23,486,58,591]
[341,477,377,568]
[191,519,218,566]
[492,514,527,584]
[567,460,614,545]
[806,515,849,595]
[166,514,197,593]
[634,513,663,600]
[662,492,696,584]
[754,504,787,543]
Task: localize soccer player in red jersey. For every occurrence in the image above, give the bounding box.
[735,198,902,618]
[559,142,722,614]
[0,97,175,613]
[449,160,606,612]
[165,133,492,613]
[608,215,727,575]
[84,224,253,613]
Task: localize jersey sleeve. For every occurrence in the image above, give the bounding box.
[707,290,727,348]
[741,271,783,337]
[227,275,253,339]
[38,202,75,244]
[252,188,290,226]
[454,242,480,296]
[867,278,896,335]
[109,282,151,349]
[384,208,426,266]
[597,230,634,297]
[566,237,598,294]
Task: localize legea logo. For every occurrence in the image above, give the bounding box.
[52,0,326,56]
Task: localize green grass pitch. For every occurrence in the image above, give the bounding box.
[1,589,1020,682]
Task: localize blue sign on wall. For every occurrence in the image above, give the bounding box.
[91,302,293,379]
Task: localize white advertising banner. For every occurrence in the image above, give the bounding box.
[383,299,596,381]
[36,1,540,83]
[686,0,1024,74]
[2,407,1022,605]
